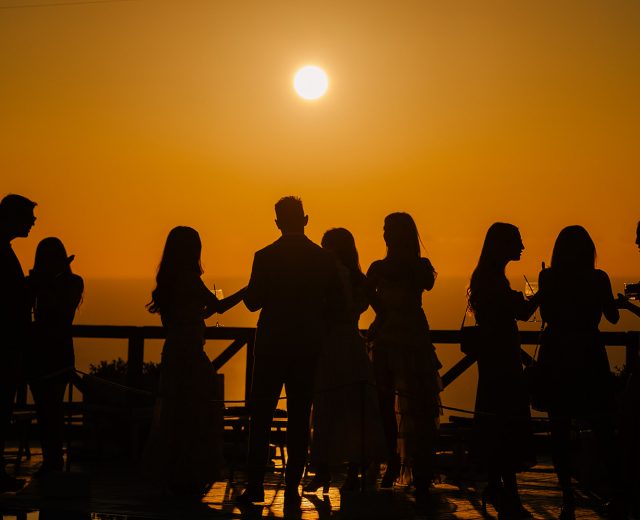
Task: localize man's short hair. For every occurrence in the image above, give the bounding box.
[275,196,304,224]
[0,194,37,221]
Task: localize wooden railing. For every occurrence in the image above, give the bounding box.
[71,325,257,401]
[60,326,640,402]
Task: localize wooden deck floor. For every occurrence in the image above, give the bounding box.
[0,447,610,520]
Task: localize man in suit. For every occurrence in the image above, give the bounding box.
[238,196,343,506]
[0,194,36,493]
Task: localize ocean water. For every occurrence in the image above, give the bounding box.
[72,276,639,418]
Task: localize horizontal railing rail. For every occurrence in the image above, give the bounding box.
[71,325,257,401]
[61,326,640,404]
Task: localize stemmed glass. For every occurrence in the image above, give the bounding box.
[213,285,224,327]
[524,278,539,322]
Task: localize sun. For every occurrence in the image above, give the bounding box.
[293,65,329,100]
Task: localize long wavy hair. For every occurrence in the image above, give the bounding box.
[32,237,83,305]
[469,222,520,312]
[550,225,596,272]
[321,227,365,284]
[383,212,423,260]
[33,237,73,278]
[147,226,203,314]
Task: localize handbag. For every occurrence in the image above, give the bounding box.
[459,303,482,358]
[523,326,549,412]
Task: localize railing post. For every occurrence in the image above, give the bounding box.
[126,329,145,401]
[245,333,255,405]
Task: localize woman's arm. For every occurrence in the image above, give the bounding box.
[599,270,620,324]
[617,294,640,318]
[364,261,384,315]
[31,274,84,323]
[215,287,247,315]
[419,257,436,291]
[352,279,369,316]
[512,290,539,322]
[199,278,247,318]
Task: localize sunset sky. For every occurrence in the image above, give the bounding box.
[2,0,639,283]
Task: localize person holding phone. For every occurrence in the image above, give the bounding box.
[27,238,83,476]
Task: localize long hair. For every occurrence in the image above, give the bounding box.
[550,225,596,271]
[147,226,203,314]
[32,237,83,306]
[383,212,422,260]
[469,222,520,312]
[33,237,73,278]
[321,228,364,282]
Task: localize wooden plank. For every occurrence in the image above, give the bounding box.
[211,338,246,371]
[441,355,476,389]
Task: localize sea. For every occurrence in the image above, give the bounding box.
[70,276,639,420]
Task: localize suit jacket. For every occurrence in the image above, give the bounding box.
[0,239,30,355]
[244,233,343,357]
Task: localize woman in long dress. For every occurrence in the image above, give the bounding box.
[143,226,245,496]
[538,225,621,519]
[468,222,538,519]
[27,237,84,475]
[367,212,442,506]
[305,228,385,493]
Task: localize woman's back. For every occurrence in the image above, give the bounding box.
[30,272,83,375]
[368,257,434,312]
[158,273,214,335]
[32,272,83,333]
[539,267,618,330]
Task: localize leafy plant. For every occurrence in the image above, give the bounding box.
[88,357,160,391]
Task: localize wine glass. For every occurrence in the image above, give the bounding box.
[213,286,224,327]
[524,279,539,322]
[524,281,538,299]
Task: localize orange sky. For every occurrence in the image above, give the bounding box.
[2,0,639,282]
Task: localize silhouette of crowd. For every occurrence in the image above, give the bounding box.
[1,192,639,519]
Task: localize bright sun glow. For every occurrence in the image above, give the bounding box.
[293,65,329,100]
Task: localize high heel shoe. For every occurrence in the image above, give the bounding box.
[303,472,331,494]
[481,484,503,515]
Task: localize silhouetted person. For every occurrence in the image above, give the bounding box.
[27,237,83,475]
[305,228,385,494]
[0,194,36,493]
[366,212,441,508]
[617,220,640,318]
[143,226,245,497]
[238,196,343,507]
[616,220,640,518]
[538,225,622,519]
[468,222,538,519]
